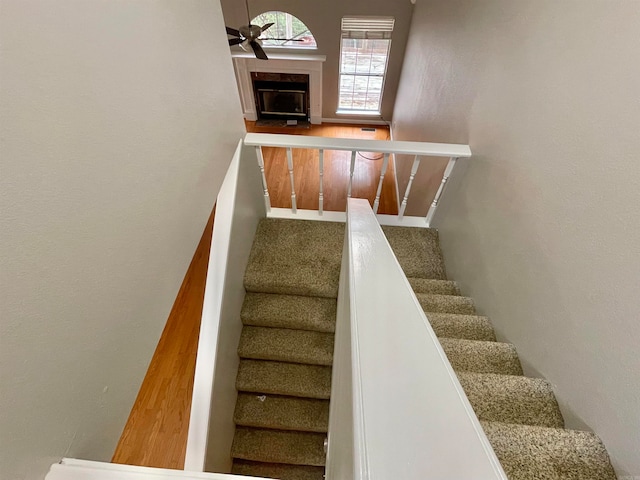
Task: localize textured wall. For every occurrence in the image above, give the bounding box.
[393,0,640,477]
[219,0,414,121]
[0,1,245,478]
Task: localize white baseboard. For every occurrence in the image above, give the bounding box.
[267,208,430,228]
[268,208,346,222]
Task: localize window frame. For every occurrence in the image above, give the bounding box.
[251,11,318,50]
[337,16,395,115]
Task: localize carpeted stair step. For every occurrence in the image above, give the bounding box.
[236,359,332,399]
[234,393,329,432]
[232,427,326,466]
[408,277,461,295]
[381,225,447,279]
[456,372,564,428]
[481,421,617,480]
[238,326,334,366]
[439,338,523,375]
[416,293,476,315]
[244,219,345,298]
[232,460,325,480]
[426,312,496,341]
[241,292,336,333]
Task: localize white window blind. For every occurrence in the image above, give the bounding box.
[341,16,395,39]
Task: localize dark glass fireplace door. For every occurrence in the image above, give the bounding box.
[253,79,309,120]
[257,89,307,117]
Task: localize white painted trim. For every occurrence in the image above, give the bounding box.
[231,52,326,62]
[325,234,355,480]
[244,133,472,158]
[184,141,243,471]
[184,140,266,471]
[388,124,401,213]
[335,110,382,116]
[268,207,346,222]
[267,207,431,228]
[425,157,458,226]
[321,117,389,126]
[329,199,508,480]
[232,56,324,125]
[376,214,429,228]
[45,458,261,480]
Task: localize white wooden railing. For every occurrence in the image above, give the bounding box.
[45,138,487,480]
[184,140,266,472]
[326,199,507,480]
[244,133,472,227]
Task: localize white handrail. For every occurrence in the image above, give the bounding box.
[184,140,266,472]
[326,199,507,480]
[244,133,472,158]
[45,458,266,480]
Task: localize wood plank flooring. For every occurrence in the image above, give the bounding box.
[111,122,398,469]
[111,209,214,469]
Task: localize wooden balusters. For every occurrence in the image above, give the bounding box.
[286,147,297,213]
[255,146,271,213]
[399,155,422,220]
[347,150,357,198]
[425,157,458,226]
[372,153,390,214]
[318,149,324,215]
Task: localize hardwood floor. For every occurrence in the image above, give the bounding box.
[247,121,399,214]
[111,122,398,469]
[111,209,214,469]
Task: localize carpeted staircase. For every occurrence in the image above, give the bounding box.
[229,218,617,480]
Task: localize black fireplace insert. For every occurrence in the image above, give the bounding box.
[252,72,310,121]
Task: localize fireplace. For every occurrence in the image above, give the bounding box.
[252,72,310,121]
[232,53,325,124]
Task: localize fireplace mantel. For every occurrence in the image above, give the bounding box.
[231,52,326,124]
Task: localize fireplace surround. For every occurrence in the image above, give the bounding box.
[231,52,326,124]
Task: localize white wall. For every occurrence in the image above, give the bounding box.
[0,1,245,478]
[392,0,640,477]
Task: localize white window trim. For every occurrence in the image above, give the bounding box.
[251,11,318,49]
[337,16,394,115]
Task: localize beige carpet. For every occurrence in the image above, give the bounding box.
[229,218,617,480]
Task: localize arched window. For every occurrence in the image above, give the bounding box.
[251,11,317,48]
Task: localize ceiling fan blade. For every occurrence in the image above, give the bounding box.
[262,38,304,42]
[250,41,268,60]
[260,22,274,33]
[228,37,244,46]
[226,26,241,37]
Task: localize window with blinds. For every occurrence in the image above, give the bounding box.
[338,16,394,114]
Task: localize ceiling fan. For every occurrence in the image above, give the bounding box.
[225,0,304,60]
[226,24,272,60]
